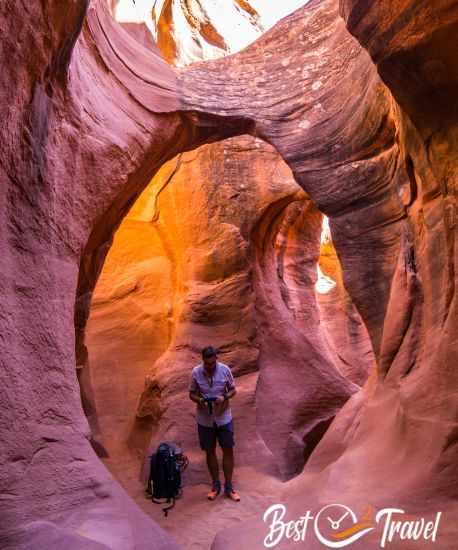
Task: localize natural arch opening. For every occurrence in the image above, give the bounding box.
[74,6,376,547]
[76,132,375,548]
[4,0,458,548]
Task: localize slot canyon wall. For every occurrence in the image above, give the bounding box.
[83,0,374,504]
[0,0,456,549]
[85,134,373,488]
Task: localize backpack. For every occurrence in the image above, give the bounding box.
[148,442,188,516]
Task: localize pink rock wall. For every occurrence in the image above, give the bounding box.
[82,2,374,503]
[1,0,456,548]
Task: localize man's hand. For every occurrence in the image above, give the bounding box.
[213,395,226,414]
[216,388,236,406]
[197,396,207,410]
[190,391,206,409]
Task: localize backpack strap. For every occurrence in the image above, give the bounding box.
[152,496,176,517]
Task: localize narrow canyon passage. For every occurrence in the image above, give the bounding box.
[80,133,374,548]
[2,0,457,549]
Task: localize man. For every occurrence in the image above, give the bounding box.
[189,346,241,501]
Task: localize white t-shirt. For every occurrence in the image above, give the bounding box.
[189,362,236,427]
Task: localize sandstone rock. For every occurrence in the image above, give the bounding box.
[177,0,457,546]
[83,3,373,515]
[111,0,312,66]
[1,1,184,548]
[1,0,457,548]
[87,134,366,491]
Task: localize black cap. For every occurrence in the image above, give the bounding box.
[202,346,218,359]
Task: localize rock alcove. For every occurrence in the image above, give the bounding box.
[1,0,457,549]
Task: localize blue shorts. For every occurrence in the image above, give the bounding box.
[198,420,235,451]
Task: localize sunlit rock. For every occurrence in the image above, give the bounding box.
[1,0,457,549]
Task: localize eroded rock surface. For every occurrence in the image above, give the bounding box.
[178,0,458,547]
[111,0,310,66]
[87,131,370,482]
[84,1,374,507]
[1,0,456,548]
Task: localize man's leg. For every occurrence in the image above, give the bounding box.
[205,447,219,482]
[198,423,221,500]
[218,420,235,483]
[218,421,240,501]
[222,446,234,484]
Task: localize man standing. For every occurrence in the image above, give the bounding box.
[189,346,241,501]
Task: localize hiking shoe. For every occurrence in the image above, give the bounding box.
[224,481,240,502]
[207,480,221,501]
[225,489,241,501]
